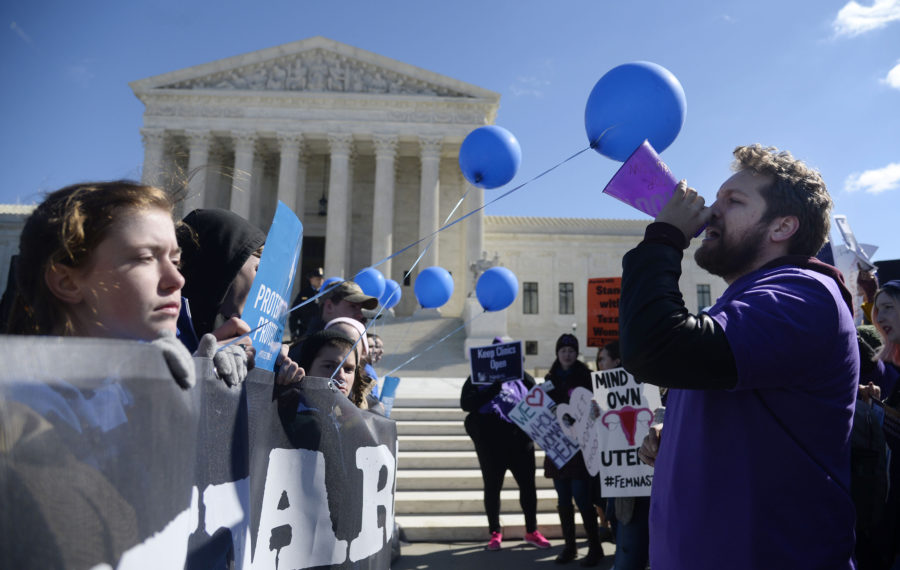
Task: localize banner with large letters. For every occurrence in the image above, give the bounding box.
[0,336,397,569]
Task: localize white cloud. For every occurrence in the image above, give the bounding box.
[883,60,900,89]
[10,21,32,44]
[66,60,96,87]
[845,162,900,194]
[833,0,900,37]
[509,75,550,98]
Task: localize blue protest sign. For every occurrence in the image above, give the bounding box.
[379,376,401,418]
[242,202,303,370]
[469,341,524,385]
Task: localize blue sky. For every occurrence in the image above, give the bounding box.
[2,0,899,261]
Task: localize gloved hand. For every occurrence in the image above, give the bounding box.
[194,333,253,387]
[152,330,196,389]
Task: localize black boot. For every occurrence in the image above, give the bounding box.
[555,504,577,564]
[578,507,604,567]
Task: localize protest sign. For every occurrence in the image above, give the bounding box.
[834,215,877,271]
[555,387,604,476]
[587,277,621,348]
[508,385,580,469]
[469,340,524,385]
[242,202,303,370]
[0,336,397,569]
[592,366,662,497]
[379,376,401,418]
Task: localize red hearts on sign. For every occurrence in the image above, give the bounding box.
[526,389,544,407]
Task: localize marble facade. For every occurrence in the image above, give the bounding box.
[130,36,499,317]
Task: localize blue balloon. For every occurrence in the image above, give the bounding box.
[380,279,402,310]
[320,276,343,295]
[458,126,522,189]
[354,267,386,300]
[476,266,518,312]
[585,61,687,162]
[414,266,454,309]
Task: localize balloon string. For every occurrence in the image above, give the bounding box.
[395,186,473,296]
[328,285,401,379]
[219,139,603,356]
[382,311,483,378]
[217,280,345,352]
[367,145,594,273]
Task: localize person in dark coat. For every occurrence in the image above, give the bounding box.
[543,333,604,566]
[460,338,550,552]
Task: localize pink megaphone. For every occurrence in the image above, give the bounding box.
[601,406,653,445]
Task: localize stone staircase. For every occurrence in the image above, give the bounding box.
[392,395,564,542]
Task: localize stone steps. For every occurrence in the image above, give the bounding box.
[398,450,543,470]
[395,488,558,514]
[393,394,564,542]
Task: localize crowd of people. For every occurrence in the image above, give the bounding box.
[0,180,386,409]
[3,141,900,569]
[457,144,900,570]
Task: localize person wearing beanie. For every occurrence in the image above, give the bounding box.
[544,333,605,566]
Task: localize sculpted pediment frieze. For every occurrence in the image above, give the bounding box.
[159,49,472,98]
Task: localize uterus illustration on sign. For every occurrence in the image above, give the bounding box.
[601,406,653,446]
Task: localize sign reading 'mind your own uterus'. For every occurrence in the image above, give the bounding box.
[592,367,662,497]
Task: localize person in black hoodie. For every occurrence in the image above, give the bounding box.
[178,208,266,342]
[543,333,604,566]
[178,208,302,386]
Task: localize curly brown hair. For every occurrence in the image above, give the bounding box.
[732,144,832,256]
[7,181,175,336]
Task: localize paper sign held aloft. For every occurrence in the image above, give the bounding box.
[508,385,580,469]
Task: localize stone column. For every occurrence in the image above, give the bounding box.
[140,128,166,187]
[184,130,212,213]
[323,134,353,278]
[295,153,308,218]
[465,179,485,296]
[371,134,398,277]
[418,136,443,268]
[230,131,257,219]
[276,133,303,215]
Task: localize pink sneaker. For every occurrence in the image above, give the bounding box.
[524,530,551,549]
[487,531,503,550]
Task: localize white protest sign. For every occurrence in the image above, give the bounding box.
[508,385,580,469]
[834,215,876,271]
[555,386,603,476]
[592,367,662,497]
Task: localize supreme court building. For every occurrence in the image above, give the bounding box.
[1,37,724,367]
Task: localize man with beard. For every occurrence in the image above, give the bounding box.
[619,145,857,569]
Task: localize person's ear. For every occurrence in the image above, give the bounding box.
[44,264,84,305]
[769,215,799,245]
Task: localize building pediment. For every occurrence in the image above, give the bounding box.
[130,36,497,100]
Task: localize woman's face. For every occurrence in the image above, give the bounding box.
[557,346,578,370]
[875,291,900,346]
[66,208,184,341]
[307,344,357,398]
[596,348,621,371]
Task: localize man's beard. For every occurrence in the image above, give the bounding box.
[694,222,768,280]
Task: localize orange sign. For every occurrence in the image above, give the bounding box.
[587,277,621,348]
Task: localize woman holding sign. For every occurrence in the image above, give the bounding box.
[544,334,605,566]
[460,338,550,552]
